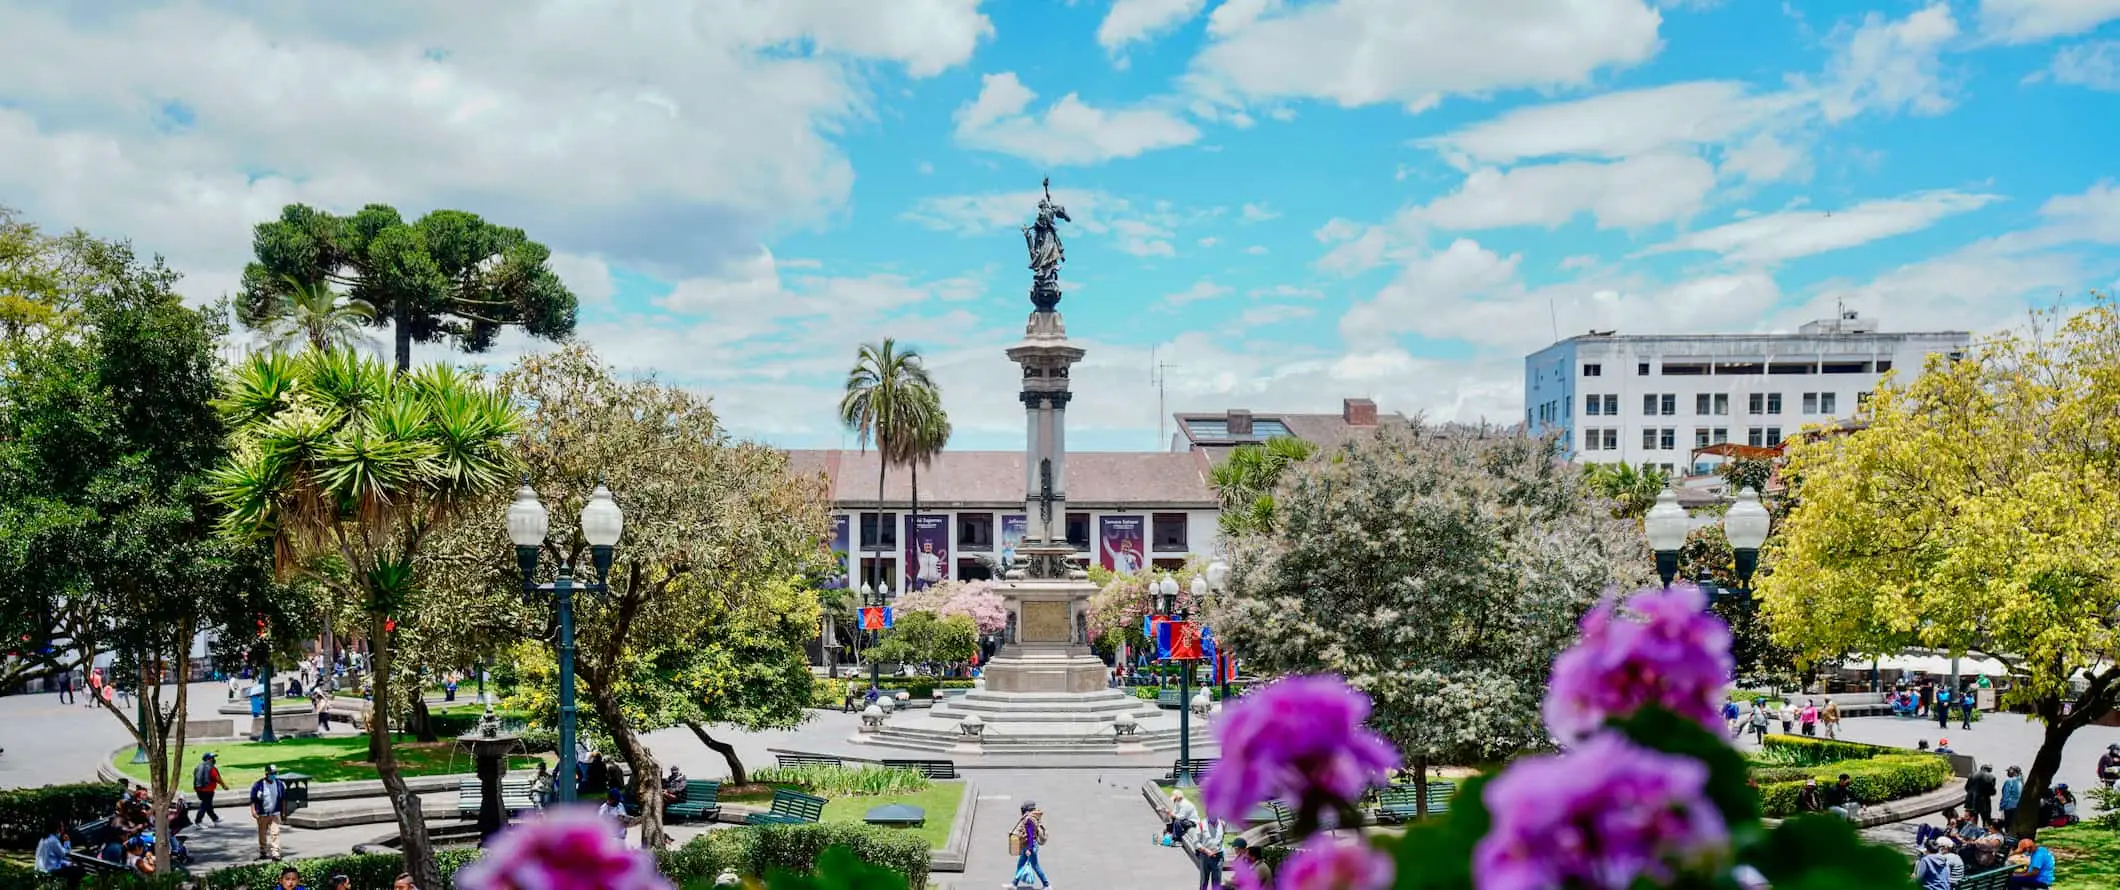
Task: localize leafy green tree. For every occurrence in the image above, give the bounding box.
[210,349,523,889]
[1718,457,1773,498]
[899,388,952,544]
[1579,461,1670,521]
[865,611,977,670]
[427,345,829,847]
[1214,425,1651,815]
[255,275,377,352]
[237,203,577,371]
[1208,436,1319,537]
[1758,299,2120,837]
[0,206,104,346]
[838,339,939,589]
[0,235,284,867]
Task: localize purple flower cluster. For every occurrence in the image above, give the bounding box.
[1272,835,1396,890]
[1543,584,1734,743]
[1201,675,1400,823]
[1473,733,1729,890]
[454,807,673,890]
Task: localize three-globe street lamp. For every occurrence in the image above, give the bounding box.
[505,479,625,805]
[1645,484,1772,596]
[859,582,889,692]
[1194,556,1234,702]
[1153,575,1203,787]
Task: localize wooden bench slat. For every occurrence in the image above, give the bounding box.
[880,759,959,779]
[667,781,723,822]
[775,754,843,769]
[744,788,826,825]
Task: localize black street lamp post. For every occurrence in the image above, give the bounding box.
[860,582,886,691]
[1154,575,1199,787]
[506,479,625,805]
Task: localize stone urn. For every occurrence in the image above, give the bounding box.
[457,705,523,843]
[861,703,886,731]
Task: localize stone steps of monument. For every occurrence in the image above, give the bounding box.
[864,723,1198,755]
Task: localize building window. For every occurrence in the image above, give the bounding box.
[1643,428,1658,450]
[1765,427,1783,446]
[1766,393,1782,414]
[1637,362,1651,375]
[1695,427,1711,448]
[1583,429,1601,451]
[1585,394,1601,416]
[1801,392,1818,414]
[1747,427,1764,447]
[1602,429,1618,450]
[1152,513,1189,552]
[1876,360,1893,373]
[1659,463,1676,476]
[1660,394,1676,415]
[957,513,994,551]
[1602,395,1618,415]
[859,512,898,549]
[1643,394,1658,416]
[1820,392,1837,414]
[1713,427,1728,443]
[1660,428,1676,450]
[1583,363,1602,377]
[1695,393,1711,415]
[1748,393,1763,414]
[1066,513,1090,549]
[1857,391,1874,409]
[1712,394,1728,415]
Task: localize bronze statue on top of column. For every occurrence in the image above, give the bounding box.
[1022,177,1070,312]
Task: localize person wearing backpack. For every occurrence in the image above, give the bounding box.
[191,752,228,826]
[1009,801,1050,889]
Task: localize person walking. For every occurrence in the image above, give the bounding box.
[1966,765,1999,828]
[1188,817,1227,890]
[1748,704,1770,744]
[1822,700,1842,739]
[249,764,289,861]
[1778,701,1795,735]
[1721,700,1742,738]
[192,752,229,827]
[1009,801,1050,889]
[1934,686,1951,730]
[57,670,75,705]
[1798,700,1820,737]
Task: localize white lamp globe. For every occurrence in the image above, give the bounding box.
[505,481,549,547]
[1643,487,1690,553]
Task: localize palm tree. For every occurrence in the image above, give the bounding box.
[257,275,376,353]
[839,339,939,592]
[1581,462,1670,520]
[898,388,952,562]
[1209,435,1319,537]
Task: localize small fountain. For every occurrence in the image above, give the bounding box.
[457,705,523,843]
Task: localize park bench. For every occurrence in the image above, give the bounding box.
[880,759,959,780]
[68,850,128,876]
[1374,782,1456,823]
[775,753,843,769]
[1165,758,1217,784]
[1156,689,1183,709]
[1957,865,2015,890]
[665,780,722,823]
[71,817,112,846]
[744,789,827,825]
[455,777,540,819]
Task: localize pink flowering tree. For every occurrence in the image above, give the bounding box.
[893,579,1008,634]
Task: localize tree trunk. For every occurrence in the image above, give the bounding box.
[2007,670,2114,836]
[587,674,667,849]
[1413,754,1429,824]
[687,722,748,786]
[369,611,441,890]
[875,447,889,592]
[393,314,412,373]
[408,695,439,743]
[141,654,173,870]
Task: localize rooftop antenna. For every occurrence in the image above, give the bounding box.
[1151,347,1176,449]
[1548,297,1560,343]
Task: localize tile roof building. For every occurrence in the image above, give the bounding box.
[795,398,1400,592]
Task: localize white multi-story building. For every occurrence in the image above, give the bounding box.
[1523,312,1970,474]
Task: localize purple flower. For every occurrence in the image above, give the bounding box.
[1275,835,1395,890]
[454,806,673,890]
[1474,733,1729,890]
[1201,675,1400,823]
[1543,584,1734,743]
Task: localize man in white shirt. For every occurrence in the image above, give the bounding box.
[35,821,78,881]
[915,541,942,588]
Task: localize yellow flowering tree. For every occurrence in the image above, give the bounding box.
[1757,298,2120,837]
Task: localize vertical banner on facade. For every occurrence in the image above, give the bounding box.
[828,515,851,589]
[1098,515,1146,573]
[1000,514,1027,571]
[904,514,950,591]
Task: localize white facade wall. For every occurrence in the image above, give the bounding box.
[837,507,1221,592]
[1524,324,1969,475]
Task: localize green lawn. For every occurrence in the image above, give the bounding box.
[720,781,964,849]
[2044,824,2119,890]
[115,736,542,786]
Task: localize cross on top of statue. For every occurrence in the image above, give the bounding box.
[1022,177,1071,312]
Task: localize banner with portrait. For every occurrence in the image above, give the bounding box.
[1098,515,1146,574]
[1000,514,1027,571]
[828,515,851,589]
[904,514,950,591]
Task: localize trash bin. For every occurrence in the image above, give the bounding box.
[279,773,312,815]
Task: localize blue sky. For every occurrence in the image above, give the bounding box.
[2,0,2116,451]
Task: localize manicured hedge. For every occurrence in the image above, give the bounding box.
[0,782,120,850]
[812,677,978,707]
[1759,734,1897,764]
[1757,754,1953,817]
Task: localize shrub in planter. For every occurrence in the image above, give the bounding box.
[741,823,932,889]
[1757,754,1953,817]
[1758,734,1897,765]
[0,782,120,850]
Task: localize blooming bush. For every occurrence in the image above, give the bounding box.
[892,579,1008,634]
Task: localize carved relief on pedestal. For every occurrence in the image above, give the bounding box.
[1019,601,1071,643]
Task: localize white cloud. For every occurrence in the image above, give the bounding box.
[1183,0,1665,112]
[1198,236,1221,247]
[1244,245,1269,255]
[1163,279,1234,306]
[1413,153,1718,230]
[1815,4,1960,123]
[1792,239,2093,335]
[1098,0,1208,52]
[952,71,1202,165]
[1642,190,2002,264]
[1239,202,1280,223]
[548,252,616,304]
[2045,40,2120,90]
[1718,133,1807,184]
[0,0,994,283]
[1234,304,1315,328]
[1977,0,2120,43]
[1114,218,1178,257]
[2035,180,2120,244]
[1417,81,1796,166]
